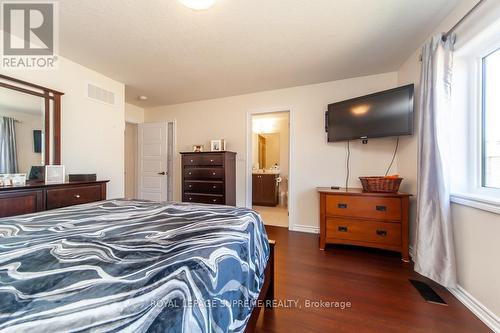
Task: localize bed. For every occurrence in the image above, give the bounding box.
[0,200,274,333]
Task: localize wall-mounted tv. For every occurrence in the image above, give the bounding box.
[326,84,414,142]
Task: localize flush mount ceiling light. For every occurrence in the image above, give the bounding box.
[178,0,216,10]
[138,95,148,101]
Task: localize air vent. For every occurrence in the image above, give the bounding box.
[87,83,115,105]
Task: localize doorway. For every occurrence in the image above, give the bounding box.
[124,121,175,201]
[250,111,290,228]
[124,122,138,199]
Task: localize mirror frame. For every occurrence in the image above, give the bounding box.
[0,74,64,165]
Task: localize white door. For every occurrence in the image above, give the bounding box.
[138,122,168,201]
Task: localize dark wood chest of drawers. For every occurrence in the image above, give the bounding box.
[180,151,236,206]
[318,188,410,261]
[0,181,109,218]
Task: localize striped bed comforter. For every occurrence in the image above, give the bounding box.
[0,200,270,333]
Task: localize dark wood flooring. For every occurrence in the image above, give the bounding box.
[255,226,491,333]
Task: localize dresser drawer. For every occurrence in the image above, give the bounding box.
[184,181,224,194]
[184,168,224,180]
[325,195,401,221]
[326,218,401,246]
[183,154,223,166]
[183,194,224,205]
[0,190,44,217]
[46,185,103,210]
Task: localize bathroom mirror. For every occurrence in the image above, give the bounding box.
[257,133,280,169]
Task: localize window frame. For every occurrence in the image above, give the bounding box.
[480,47,500,189]
[471,46,500,197]
[450,30,500,212]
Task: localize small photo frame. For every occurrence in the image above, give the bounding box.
[193,145,204,152]
[0,173,26,186]
[0,174,9,186]
[11,173,27,186]
[45,165,65,184]
[211,139,226,152]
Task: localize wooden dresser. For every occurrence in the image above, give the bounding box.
[252,173,279,206]
[180,151,236,206]
[318,188,410,261]
[0,180,109,218]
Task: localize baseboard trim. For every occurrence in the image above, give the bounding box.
[398,246,498,332]
[291,224,319,234]
[448,285,500,332]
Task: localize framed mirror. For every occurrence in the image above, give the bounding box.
[0,74,63,181]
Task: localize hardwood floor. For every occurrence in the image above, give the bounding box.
[256,226,491,333]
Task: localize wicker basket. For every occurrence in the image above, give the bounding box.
[359,176,403,193]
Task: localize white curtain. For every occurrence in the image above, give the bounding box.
[0,116,19,174]
[413,33,457,288]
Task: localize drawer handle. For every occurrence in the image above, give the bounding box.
[376,229,387,237]
[212,199,217,202]
[376,205,387,212]
[210,159,214,162]
[188,184,192,188]
[190,159,194,163]
[74,194,81,199]
[188,197,192,201]
[188,172,192,175]
[212,172,216,175]
[338,226,348,232]
[338,203,347,209]
[212,185,217,189]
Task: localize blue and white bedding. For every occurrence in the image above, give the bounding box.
[0,200,270,333]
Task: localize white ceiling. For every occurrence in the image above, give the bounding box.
[59,0,462,107]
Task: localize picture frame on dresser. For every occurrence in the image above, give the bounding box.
[45,165,65,184]
[210,139,226,152]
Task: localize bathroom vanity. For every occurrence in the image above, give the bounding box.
[252,173,279,206]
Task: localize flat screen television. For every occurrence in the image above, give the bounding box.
[326,84,414,142]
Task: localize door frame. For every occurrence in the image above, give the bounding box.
[246,107,294,231]
[166,119,177,201]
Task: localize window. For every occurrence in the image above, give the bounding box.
[450,20,500,212]
[482,49,500,189]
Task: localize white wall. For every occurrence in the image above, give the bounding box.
[125,103,145,124]
[145,72,400,231]
[3,57,126,199]
[396,0,500,318]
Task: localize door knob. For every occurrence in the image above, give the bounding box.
[158,171,167,175]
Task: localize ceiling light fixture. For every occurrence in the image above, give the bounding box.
[178,0,216,10]
[138,95,148,101]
